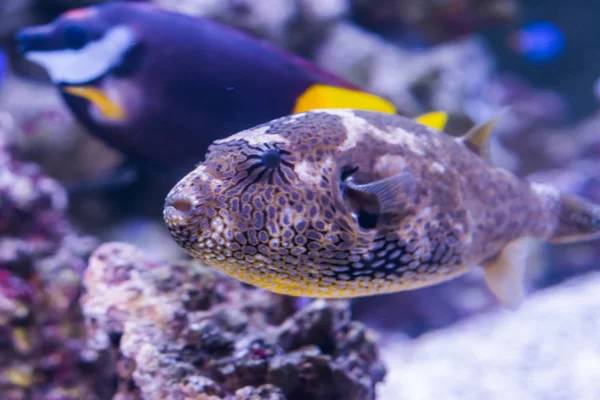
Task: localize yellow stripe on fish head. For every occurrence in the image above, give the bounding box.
[63,85,126,121]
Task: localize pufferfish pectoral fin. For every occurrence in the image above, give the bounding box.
[345,172,416,215]
[482,237,532,310]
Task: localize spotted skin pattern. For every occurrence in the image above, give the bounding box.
[164,110,562,298]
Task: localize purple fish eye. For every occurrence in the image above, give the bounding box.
[261,149,281,169]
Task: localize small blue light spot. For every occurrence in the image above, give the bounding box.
[0,50,6,90]
[511,21,565,63]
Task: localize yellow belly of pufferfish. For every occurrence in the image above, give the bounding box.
[201,256,470,298]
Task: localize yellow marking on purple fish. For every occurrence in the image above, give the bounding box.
[415,111,448,131]
[64,85,126,121]
[293,84,397,114]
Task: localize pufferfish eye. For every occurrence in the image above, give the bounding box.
[261,149,282,169]
[238,146,294,192]
[64,25,89,50]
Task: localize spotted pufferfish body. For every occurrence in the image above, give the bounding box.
[164,109,600,307]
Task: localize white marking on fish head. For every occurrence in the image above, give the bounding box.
[25,25,136,85]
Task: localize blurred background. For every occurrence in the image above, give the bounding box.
[1,0,599,399]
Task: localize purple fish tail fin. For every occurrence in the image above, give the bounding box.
[549,193,600,244]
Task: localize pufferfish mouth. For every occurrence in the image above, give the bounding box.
[163,191,202,252]
[165,196,194,219]
[164,192,198,227]
[163,166,211,234]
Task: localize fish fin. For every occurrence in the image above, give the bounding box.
[458,107,511,161]
[550,193,600,243]
[459,108,511,161]
[415,111,448,131]
[345,172,416,215]
[293,84,397,114]
[458,119,497,162]
[482,237,531,310]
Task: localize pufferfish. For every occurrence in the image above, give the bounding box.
[163,109,600,308]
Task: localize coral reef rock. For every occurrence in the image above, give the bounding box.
[0,120,105,399]
[82,242,386,400]
[378,272,600,400]
[315,24,495,117]
[155,0,348,51]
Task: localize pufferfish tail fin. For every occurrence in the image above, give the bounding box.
[549,192,600,244]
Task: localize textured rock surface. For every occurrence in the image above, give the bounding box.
[0,123,105,399]
[316,27,495,116]
[378,272,600,400]
[155,0,348,52]
[82,242,386,400]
